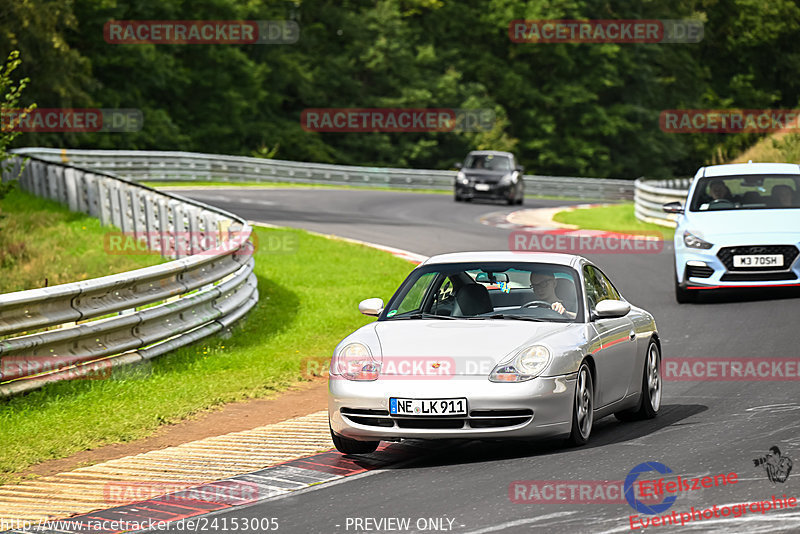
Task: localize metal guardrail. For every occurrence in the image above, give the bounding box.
[12,148,635,201]
[0,155,258,397]
[634,177,692,227]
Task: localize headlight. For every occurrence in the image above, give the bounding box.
[499,173,514,185]
[683,230,713,249]
[457,171,468,185]
[489,345,551,382]
[332,343,380,381]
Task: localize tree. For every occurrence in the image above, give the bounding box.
[0,50,35,204]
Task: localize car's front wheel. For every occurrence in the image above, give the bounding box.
[674,266,697,303]
[615,340,661,421]
[567,362,594,446]
[330,425,379,454]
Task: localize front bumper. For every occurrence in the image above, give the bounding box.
[329,374,575,441]
[455,182,513,200]
[675,242,800,289]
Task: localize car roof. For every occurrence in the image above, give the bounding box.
[421,251,584,268]
[697,162,800,178]
[466,150,514,158]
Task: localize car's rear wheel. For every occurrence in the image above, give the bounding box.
[615,340,661,422]
[330,425,379,454]
[567,362,594,446]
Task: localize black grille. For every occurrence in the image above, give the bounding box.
[470,409,533,417]
[341,408,389,416]
[341,408,394,427]
[720,272,799,282]
[396,418,465,429]
[341,407,533,430]
[470,417,530,428]
[718,245,799,271]
[686,264,714,278]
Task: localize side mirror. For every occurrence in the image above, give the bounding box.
[516,165,525,172]
[454,162,463,169]
[358,298,384,317]
[593,300,631,319]
[662,201,684,214]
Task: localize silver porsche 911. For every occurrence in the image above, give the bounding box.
[328,252,662,454]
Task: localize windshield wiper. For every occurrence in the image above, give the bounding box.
[397,312,458,320]
[486,314,552,322]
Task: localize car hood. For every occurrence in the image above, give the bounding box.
[372,319,575,375]
[462,169,510,182]
[684,209,800,240]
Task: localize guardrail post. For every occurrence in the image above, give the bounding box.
[156,197,171,258]
[98,177,112,226]
[170,201,186,258]
[110,182,123,229]
[64,168,79,212]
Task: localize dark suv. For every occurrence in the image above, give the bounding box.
[454,150,524,205]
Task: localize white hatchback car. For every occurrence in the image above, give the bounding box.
[664,162,800,303]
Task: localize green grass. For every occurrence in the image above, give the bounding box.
[0,188,164,293]
[552,203,675,239]
[0,225,414,483]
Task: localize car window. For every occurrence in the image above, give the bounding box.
[464,154,512,171]
[384,262,583,322]
[395,272,437,314]
[689,175,800,211]
[595,267,621,301]
[583,265,617,309]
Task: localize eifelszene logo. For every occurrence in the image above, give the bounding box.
[624,462,678,515]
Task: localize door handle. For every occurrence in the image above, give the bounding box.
[629,330,636,340]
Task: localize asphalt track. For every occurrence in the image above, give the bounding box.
[159,188,799,534]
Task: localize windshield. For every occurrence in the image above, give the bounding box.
[382,262,583,323]
[689,175,800,212]
[463,154,513,172]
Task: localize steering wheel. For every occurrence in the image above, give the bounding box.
[522,300,553,309]
[709,198,733,206]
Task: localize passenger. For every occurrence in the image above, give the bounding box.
[771,185,794,207]
[529,272,576,318]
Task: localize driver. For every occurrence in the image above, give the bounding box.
[708,179,732,201]
[529,272,576,318]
